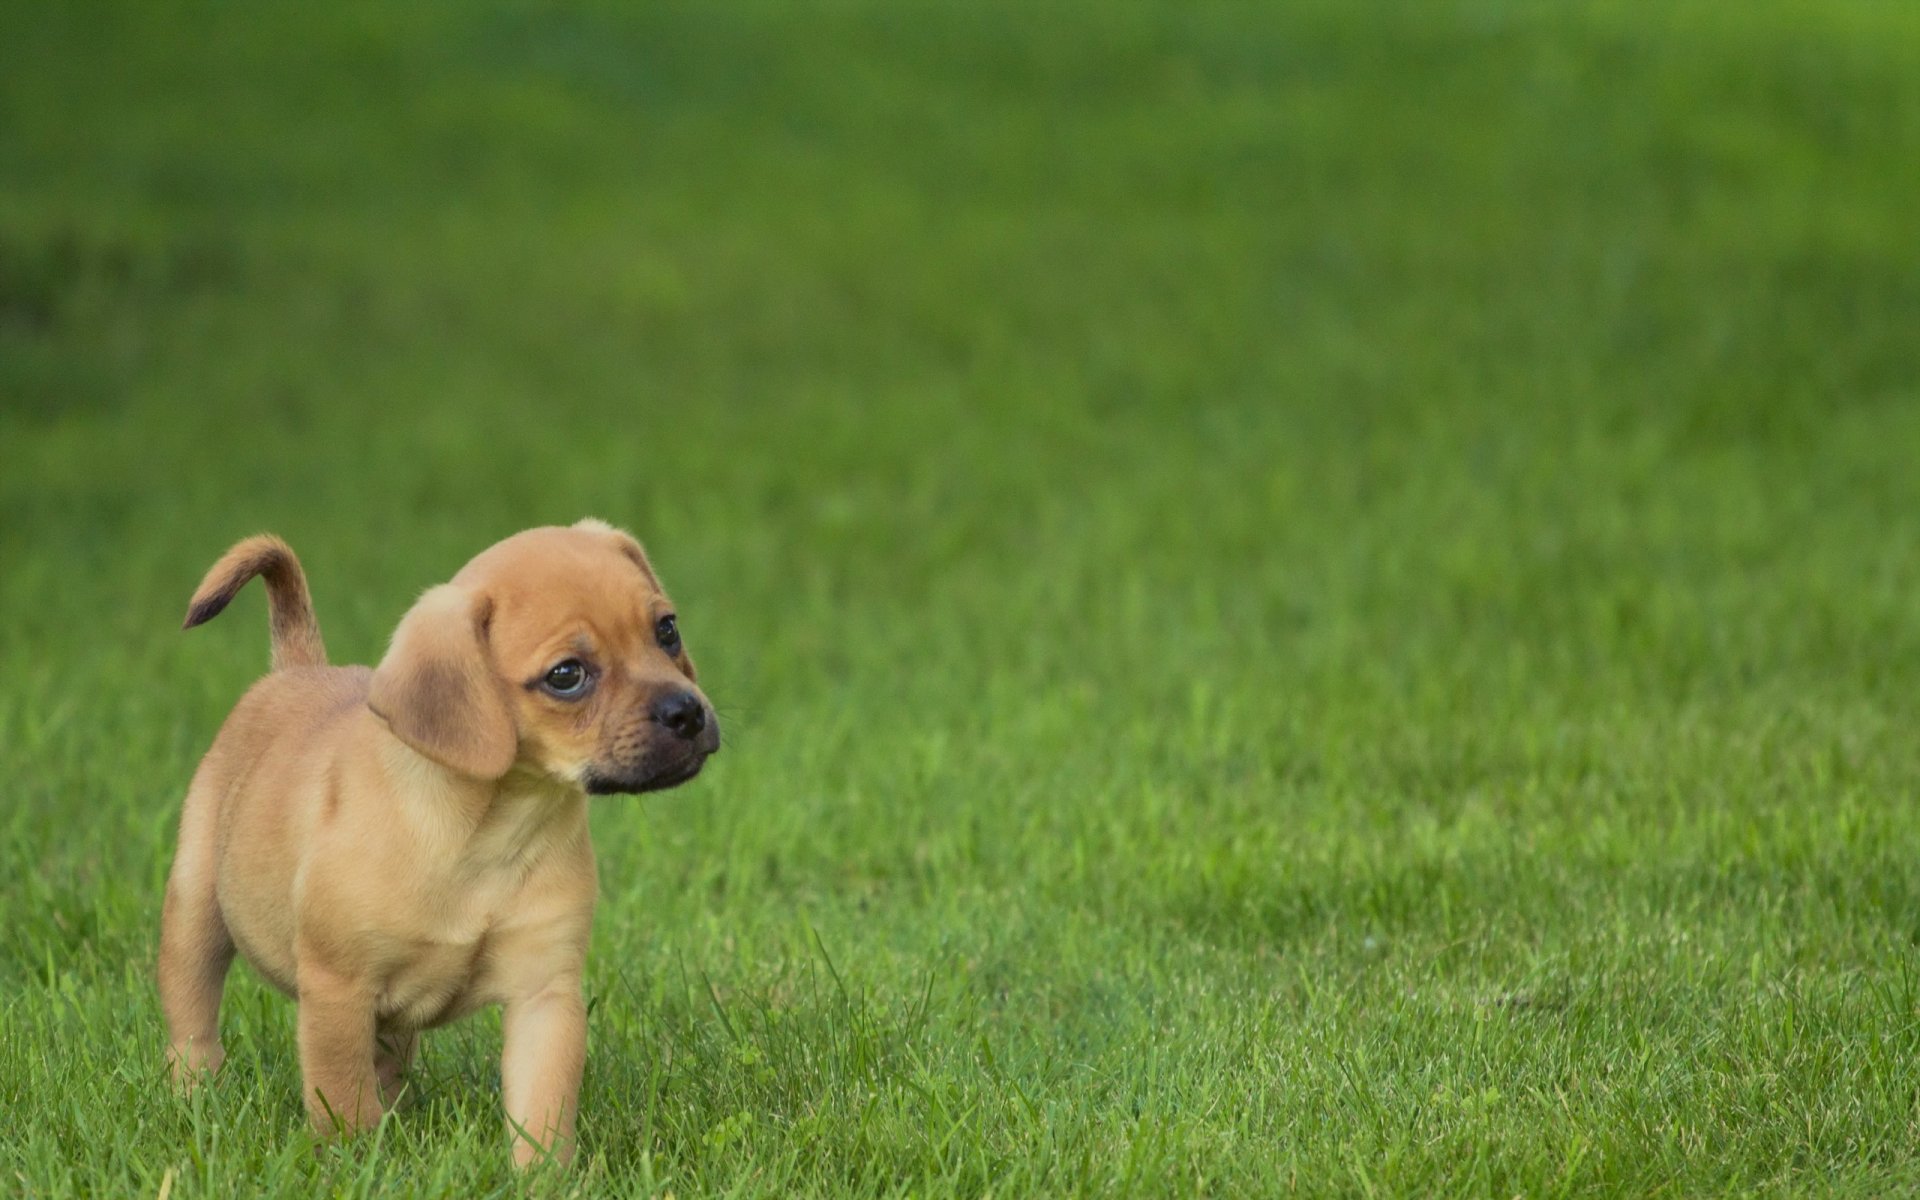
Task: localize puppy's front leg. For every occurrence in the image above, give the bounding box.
[295,960,383,1137]
[501,979,586,1167]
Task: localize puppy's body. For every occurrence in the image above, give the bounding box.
[179,672,591,1021]
[160,523,717,1166]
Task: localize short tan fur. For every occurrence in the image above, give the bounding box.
[159,520,720,1166]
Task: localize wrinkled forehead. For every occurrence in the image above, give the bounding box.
[454,528,669,663]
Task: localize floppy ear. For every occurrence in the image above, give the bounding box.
[367,584,518,780]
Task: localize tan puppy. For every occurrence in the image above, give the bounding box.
[158,520,719,1166]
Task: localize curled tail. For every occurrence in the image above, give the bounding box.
[183,535,328,671]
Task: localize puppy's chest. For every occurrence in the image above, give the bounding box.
[376,870,582,1029]
[379,937,495,1029]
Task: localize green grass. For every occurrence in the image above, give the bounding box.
[5,0,1920,1194]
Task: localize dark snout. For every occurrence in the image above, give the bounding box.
[652,690,715,748]
[583,688,720,795]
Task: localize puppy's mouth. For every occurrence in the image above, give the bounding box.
[582,753,709,796]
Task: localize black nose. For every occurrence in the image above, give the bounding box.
[651,691,707,740]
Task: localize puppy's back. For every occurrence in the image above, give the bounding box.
[196,665,373,831]
[183,665,375,990]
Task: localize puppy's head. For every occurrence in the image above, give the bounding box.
[368,519,719,794]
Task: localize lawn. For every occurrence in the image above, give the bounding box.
[4,1,1920,1195]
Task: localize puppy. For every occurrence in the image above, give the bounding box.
[158,520,719,1166]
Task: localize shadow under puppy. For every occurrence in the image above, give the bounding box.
[158,519,720,1166]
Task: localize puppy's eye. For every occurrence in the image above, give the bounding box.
[542,659,591,699]
[656,615,681,654]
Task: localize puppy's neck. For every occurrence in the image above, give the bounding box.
[471,767,589,875]
[377,735,588,875]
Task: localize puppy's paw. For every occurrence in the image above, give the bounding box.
[166,1041,225,1092]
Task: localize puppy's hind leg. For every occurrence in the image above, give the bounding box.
[158,869,235,1087]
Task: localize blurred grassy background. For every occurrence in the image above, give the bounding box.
[4,1,1920,1195]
